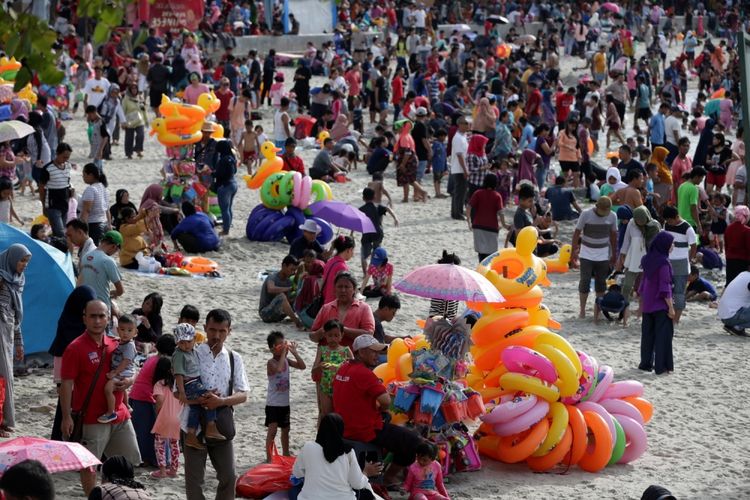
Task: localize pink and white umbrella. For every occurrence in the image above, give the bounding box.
[0,437,101,475]
[602,2,621,14]
[394,264,504,303]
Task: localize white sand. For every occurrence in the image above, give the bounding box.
[9,38,750,499]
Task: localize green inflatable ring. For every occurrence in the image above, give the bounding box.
[607,417,626,466]
[260,172,287,210]
[276,171,296,207]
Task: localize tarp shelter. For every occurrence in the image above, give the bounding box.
[0,224,74,355]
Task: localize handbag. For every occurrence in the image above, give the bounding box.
[213,348,236,440]
[67,344,106,443]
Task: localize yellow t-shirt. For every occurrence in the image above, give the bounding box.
[593,53,607,75]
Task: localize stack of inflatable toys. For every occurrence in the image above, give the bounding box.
[0,57,38,121]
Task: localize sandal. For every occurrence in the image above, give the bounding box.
[0,429,10,438]
[150,470,169,479]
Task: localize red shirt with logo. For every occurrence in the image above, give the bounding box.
[61,332,130,424]
[332,360,386,442]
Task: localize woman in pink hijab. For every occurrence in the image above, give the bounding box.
[394,120,428,202]
[518,149,542,186]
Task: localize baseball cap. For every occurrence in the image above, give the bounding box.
[370,247,388,267]
[353,335,387,352]
[415,107,428,117]
[174,323,196,342]
[102,230,123,248]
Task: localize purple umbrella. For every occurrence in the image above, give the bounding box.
[394,264,505,303]
[307,200,376,234]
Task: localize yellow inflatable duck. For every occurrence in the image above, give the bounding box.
[197,91,220,115]
[0,56,21,83]
[149,117,202,146]
[244,141,283,189]
[158,94,205,123]
[544,244,572,274]
[16,84,37,105]
[479,226,550,298]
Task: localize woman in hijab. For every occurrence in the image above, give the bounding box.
[213,140,239,235]
[394,120,427,203]
[110,189,137,230]
[139,184,182,244]
[638,231,675,375]
[692,117,716,169]
[330,113,351,142]
[291,413,382,499]
[472,97,496,141]
[48,285,96,440]
[88,456,150,499]
[518,149,541,186]
[724,205,750,286]
[0,244,32,436]
[617,206,662,321]
[599,167,627,208]
[649,146,672,207]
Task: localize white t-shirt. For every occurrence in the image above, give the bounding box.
[413,8,426,28]
[291,442,370,500]
[718,272,750,320]
[664,115,681,146]
[81,182,109,224]
[450,132,468,175]
[83,78,111,108]
[273,110,289,142]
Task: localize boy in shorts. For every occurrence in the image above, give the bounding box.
[98,314,138,423]
[237,119,259,174]
[431,128,448,198]
[265,331,306,462]
[173,323,226,449]
[359,187,399,275]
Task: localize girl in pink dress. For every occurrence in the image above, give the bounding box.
[151,358,184,478]
[403,442,450,500]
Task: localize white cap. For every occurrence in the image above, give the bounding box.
[299,219,321,234]
[415,107,428,117]
[353,335,387,352]
[174,323,196,342]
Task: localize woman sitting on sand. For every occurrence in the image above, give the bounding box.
[320,236,355,303]
[309,272,375,350]
[139,184,182,244]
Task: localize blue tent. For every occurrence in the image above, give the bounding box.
[0,224,75,355]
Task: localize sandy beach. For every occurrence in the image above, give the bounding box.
[8,37,750,499]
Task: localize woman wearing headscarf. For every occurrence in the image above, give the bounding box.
[0,244,32,436]
[88,456,150,499]
[518,149,541,186]
[466,134,490,199]
[649,146,672,208]
[692,117,716,169]
[724,205,750,286]
[541,89,556,129]
[213,140,239,235]
[330,113,351,142]
[48,285,96,441]
[291,413,382,499]
[394,120,427,203]
[121,82,148,160]
[638,231,675,375]
[139,184,181,244]
[616,206,662,322]
[599,167,627,207]
[293,59,313,112]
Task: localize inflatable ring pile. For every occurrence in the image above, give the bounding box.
[468,226,652,472]
[245,204,334,245]
[149,93,220,147]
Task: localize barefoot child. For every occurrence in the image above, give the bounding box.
[97,314,138,423]
[266,331,306,462]
[237,119,259,174]
[0,177,22,225]
[150,357,183,479]
[403,441,451,500]
[173,323,226,449]
[686,265,718,307]
[311,320,352,424]
[367,171,393,207]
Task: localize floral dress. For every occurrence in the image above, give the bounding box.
[319,345,349,396]
[395,146,417,186]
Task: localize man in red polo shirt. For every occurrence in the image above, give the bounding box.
[60,300,140,495]
[333,335,422,485]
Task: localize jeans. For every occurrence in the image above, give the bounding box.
[535,167,548,190]
[185,378,216,429]
[124,126,145,157]
[417,160,428,183]
[640,309,674,374]
[217,179,238,233]
[450,173,467,218]
[722,307,750,330]
[47,208,66,237]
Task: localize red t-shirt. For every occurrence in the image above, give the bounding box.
[391,76,404,106]
[725,221,750,260]
[282,154,305,174]
[214,89,234,122]
[61,332,129,425]
[332,360,386,442]
[555,92,574,123]
[469,188,504,232]
[526,89,542,117]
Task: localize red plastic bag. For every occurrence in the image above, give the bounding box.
[236,445,295,498]
[0,377,5,427]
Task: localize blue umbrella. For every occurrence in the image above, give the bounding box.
[307,200,376,234]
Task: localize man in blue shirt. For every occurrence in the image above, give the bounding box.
[171,202,220,254]
[518,116,535,150]
[648,102,668,150]
[545,176,582,221]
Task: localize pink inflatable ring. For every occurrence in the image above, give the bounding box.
[481,394,538,425]
[493,399,550,437]
[501,346,558,384]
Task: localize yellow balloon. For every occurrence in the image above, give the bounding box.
[373,363,395,384]
[387,338,408,366]
[396,352,413,381]
[318,130,330,145]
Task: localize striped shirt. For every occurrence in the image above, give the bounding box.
[40,161,71,210]
[664,221,696,276]
[575,208,617,261]
[429,299,459,320]
[81,183,110,224]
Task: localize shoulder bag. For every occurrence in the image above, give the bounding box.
[67,343,106,443]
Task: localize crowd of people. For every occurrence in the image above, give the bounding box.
[1,0,750,498]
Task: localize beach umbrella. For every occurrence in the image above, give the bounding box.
[307,200,376,234]
[602,2,621,14]
[394,264,505,303]
[0,437,101,475]
[0,120,34,143]
[487,15,509,25]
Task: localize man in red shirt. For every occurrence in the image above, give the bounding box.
[214,77,234,132]
[525,81,542,126]
[281,138,305,174]
[555,86,576,130]
[60,300,140,495]
[333,335,422,484]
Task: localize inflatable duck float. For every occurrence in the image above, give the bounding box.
[544,244,572,274]
[149,117,202,146]
[244,141,283,189]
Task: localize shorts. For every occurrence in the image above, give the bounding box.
[81,420,141,467]
[706,172,726,188]
[259,294,288,323]
[672,274,688,311]
[433,166,446,182]
[593,72,606,83]
[608,121,620,131]
[636,108,652,120]
[560,161,580,173]
[578,258,610,294]
[243,150,257,163]
[264,405,290,428]
[686,51,695,61]
[629,89,637,101]
[361,236,383,260]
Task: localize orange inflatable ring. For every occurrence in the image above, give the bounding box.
[623,396,654,424]
[482,364,509,387]
[526,426,573,472]
[563,404,588,466]
[477,387,514,403]
[471,309,529,347]
[495,418,550,463]
[577,411,614,473]
[471,325,546,371]
[182,257,218,274]
[477,435,504,461]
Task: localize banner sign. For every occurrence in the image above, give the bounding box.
[147,0,204,32]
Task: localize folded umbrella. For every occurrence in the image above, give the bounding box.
[0,120,34,143]
[487,15,509,25]
[307,200,376,234]
[394,263,505,303]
